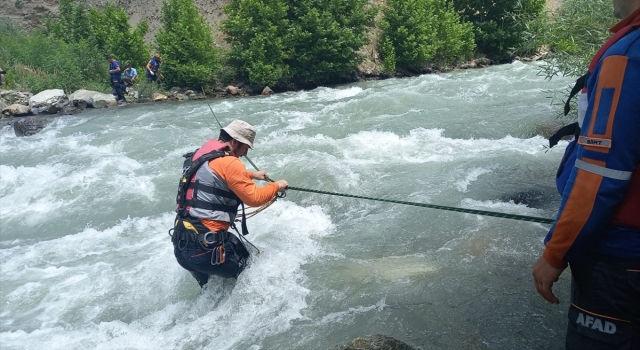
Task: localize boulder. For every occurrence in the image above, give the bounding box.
[184,90,196,96]
[475,58,492,67]
[226,85,239,95]
[337,335,418,350]
[29,89,68,115]
[262,86,274,95]
[13,117,48,137]
[68,89,117,108]
[2,104,31,116]
[1,90,32,106]
[151,93,168,101]
[175,93,189,101]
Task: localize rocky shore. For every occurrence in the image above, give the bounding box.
[1,54,549,137]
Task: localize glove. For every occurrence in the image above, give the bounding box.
[150,71,155,76]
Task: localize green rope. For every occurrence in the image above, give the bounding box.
[286,186,555,225]
[205,103,555,225]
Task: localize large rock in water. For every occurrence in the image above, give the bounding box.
[29,89,68,114]
[13,117,48,137]
[68,89,117,108]
[337,335,419,350]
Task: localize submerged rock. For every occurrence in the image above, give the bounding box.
[13,117,48,137]
[337,335,419,350]
[500,190,546,207]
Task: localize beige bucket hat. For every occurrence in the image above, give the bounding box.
[222,119,256,149]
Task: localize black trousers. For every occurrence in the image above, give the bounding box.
[566,252,640,350]
[111,79,125,101]
[174,234,249,287]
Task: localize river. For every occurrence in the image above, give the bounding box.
[0,61,574,350]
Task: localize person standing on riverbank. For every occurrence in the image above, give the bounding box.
[106,55,126,103]
[0,67,6,86]
[532,0,640,348]
[171,120,289,288]
[146,53,162,84]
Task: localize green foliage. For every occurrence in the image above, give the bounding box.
[45,1,149,69]
[223,0,290,86]
[156,0,221,88]
[454,0,545,62]
[0,18,108,93]
[287,0,375,87]
[527,0,616,79]
[222,0,374,88]
[44,0,90,44]
[87,4,149,68]
[379,0,474,72]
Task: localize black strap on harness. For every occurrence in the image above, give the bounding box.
[176,149,238,218]
[549,72,589,148]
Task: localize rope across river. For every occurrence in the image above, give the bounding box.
[285,186,555,224]
[209,104,556,226]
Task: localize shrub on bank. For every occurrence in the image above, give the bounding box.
[155,0,222,89]
[45,0,150,69]
[0,17,108,94]
[453,0,545,62]
[525,0,616,79]
[222,0,374,88]
[379,0,474,73]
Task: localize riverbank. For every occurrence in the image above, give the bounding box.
[1,53,550,137]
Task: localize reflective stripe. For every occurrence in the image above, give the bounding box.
[575,159,633,180]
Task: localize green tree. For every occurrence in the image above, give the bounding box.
[454,0,545,62]
[87,3,149,68]
[222,0,374,88]
[287,0,375,87]
[44,0,89,44]
[524,0,616,79]
[223,0,291,86]
[379,0,474,73]
[1,17,108,93]
[45,1,149,71]
[155,0,221,88]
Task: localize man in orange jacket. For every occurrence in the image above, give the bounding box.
[172,120,288,287]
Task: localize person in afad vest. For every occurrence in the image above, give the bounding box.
[532,0,640,348]
[172,120,288,287]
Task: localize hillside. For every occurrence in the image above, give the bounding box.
[1,0,562,45]
[0,0,228,44]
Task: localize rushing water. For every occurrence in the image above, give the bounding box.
[1,61,575,350]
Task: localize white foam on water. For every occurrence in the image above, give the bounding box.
[460,198,546,216]
[454,167,493,193]
[0,199,335,350]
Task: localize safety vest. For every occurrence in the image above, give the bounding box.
[553,22,640,229]
[175,139,240,222]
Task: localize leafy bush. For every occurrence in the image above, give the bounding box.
[379,0,474,72]
[287,0,375,87]
[454,0,545,62]
[222,0,374,88]
[44,0,90,44]
[223,0,291,86]
[526,0,616,79]
[87,3,149,68]
[155,0,221,88]
[45,0,149,70]
[0,18,108,93]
